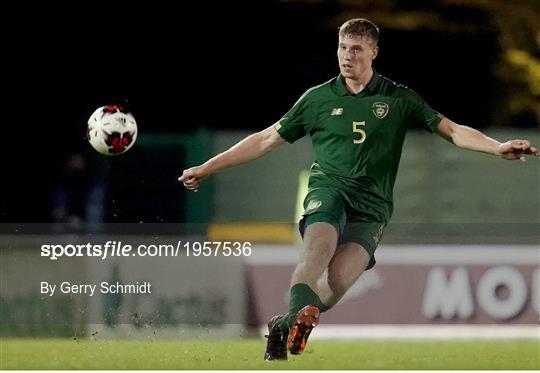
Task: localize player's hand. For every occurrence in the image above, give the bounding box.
[497,140,539,161]
[178,166,209,192]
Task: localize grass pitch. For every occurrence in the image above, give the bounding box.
[1,338,538,370]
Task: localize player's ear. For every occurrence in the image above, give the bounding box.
[372,46,378,60]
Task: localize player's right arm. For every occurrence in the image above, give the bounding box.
[178,124,285,192]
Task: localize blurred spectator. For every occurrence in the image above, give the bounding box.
[52,153,105,232]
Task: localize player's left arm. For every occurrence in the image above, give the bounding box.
[436,118,539,161]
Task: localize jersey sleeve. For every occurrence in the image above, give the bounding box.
[400,87,444,133]
[275,89,314,143]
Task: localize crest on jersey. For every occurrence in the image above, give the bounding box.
[304,200,322,214]
[372,102,389,119]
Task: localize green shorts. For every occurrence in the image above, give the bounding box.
[299,187,386,270]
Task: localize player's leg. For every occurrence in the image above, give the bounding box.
[264,220,338,361]
[317,221,384,306]
[280,188,347,327]
[290,220,338,293]
[284,219,338,355]
[286,242,369,357]
[317,242,370,307]
[284,226,380,357]
[279,209,346,328]
[265,189,345,360]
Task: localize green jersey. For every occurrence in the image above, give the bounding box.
[276,71,443,222]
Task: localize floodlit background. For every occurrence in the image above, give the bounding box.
[1,0,539,369]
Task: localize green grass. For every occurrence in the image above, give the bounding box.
[1,338,538,370]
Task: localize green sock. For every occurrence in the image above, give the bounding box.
[278,283,329,333]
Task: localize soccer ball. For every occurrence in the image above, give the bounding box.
[87,105,138,155]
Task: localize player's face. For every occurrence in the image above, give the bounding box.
[337,35,378,79]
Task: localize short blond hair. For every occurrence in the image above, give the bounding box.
[339,18,379,45]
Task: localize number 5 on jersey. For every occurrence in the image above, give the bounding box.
[353,121,366,144]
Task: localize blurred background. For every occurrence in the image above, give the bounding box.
[1,0,539,342]
[3,0,539,226]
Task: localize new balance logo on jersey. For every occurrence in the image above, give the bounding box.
[331,108,343,116]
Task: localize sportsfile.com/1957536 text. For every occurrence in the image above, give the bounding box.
[40,241,252,260]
